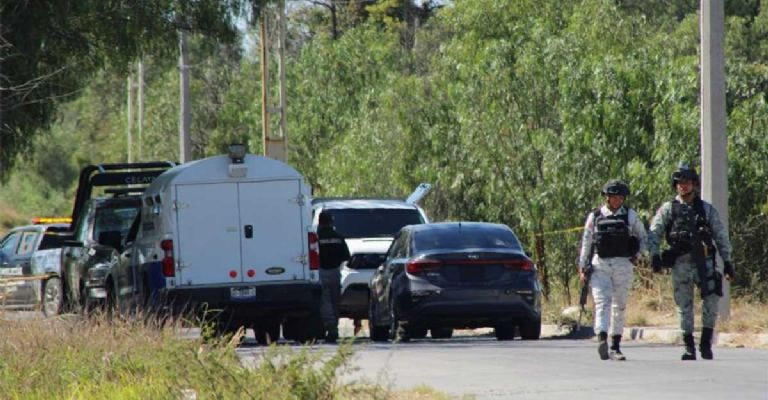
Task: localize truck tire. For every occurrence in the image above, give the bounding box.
[41,278,63,317]
[430,327,454,339]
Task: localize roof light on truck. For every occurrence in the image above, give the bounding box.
[227,143,248,177]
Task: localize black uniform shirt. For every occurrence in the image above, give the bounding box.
[318,225,351,269]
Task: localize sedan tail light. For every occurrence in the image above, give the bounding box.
[503,259,535,271]
[406,258,442,274]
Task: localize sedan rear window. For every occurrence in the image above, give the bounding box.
[414,226,523,251]
[328,209,424,239]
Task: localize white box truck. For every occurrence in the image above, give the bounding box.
[111,148,322,344]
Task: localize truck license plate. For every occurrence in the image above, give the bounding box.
[230,287,256,300]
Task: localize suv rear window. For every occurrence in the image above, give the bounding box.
[347,253,387,270]
[414,226,523,251]
[327,209,424,239]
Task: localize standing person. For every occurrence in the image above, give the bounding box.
[317,211,350,343]
[648,162,734,360]
[578,180,647,361]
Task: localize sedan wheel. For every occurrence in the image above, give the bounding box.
[368,298,390,342]
[494,322,516,341]
[519,317,542,340]
[42,278,63,317]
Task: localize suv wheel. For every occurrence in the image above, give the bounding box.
[41,277,63,317]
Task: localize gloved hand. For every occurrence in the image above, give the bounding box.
[651,254,663,273]
[723,261,735,281]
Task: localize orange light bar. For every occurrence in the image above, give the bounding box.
[31,217,72,224]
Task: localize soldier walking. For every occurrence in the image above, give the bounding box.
[648,162,735,360]
[317,211,350,343]
[578,180,647,360]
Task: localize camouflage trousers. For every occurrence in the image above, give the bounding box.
[672,254,720,335]
[590,257,634,336]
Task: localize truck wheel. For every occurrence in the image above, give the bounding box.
[430,327,453,339]
[407,325,428,339]
[255,321,280,345]
[41,278,63,317]
[494,322,516,341]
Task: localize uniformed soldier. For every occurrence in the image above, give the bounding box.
[317,211,350,343]
[578,180,647,360]
[648,162,734,360]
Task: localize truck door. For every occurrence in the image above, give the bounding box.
[238,179,306,282]
[175,183,242,285]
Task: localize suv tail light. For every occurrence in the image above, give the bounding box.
[161,239,175,277]
[503,259,534,271]
[406,258,442,274]
[308,232,320,270]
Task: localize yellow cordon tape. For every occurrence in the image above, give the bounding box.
[0,274,55,283]
[533,226,584,237]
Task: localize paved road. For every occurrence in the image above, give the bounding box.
[238,333,768,400]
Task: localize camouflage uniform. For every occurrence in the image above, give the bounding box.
[648,195,732,335]
[579,205,647,337]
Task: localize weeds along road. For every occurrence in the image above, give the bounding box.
[236,331,768,400]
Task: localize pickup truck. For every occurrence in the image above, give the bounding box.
[61,162,174,312]
[0,220,72,316]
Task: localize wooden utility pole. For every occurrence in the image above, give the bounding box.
[179,30,192,163]
[700,0,730,320]
[137,60,144,161]
[126,75,134,163]
[260,1,287,161]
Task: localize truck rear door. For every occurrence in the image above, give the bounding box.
[238,179,306,282]
[175,183,242,285]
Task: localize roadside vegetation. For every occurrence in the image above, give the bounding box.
[0,312,450,399]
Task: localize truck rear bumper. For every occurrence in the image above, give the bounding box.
[162,282,321,321]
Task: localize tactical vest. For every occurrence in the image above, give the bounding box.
[665,198,715,254]
[592,209,639,258]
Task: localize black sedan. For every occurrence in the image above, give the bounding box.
[368,222,541,342]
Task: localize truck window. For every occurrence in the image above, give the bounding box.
[17,231,39,256]
[93,206,140,243]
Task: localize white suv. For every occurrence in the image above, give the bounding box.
[311,184,431,322]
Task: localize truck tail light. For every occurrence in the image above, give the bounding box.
[406,258,442,275]
[308,232,320,270]
[161,239,175,277]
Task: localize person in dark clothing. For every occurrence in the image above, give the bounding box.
[317,211,350,343]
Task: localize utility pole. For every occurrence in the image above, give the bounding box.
[137,60,144,161]
[179,30,192,163]
[700,0,729,320]
[126,75,134,163]
[260,1,287,161]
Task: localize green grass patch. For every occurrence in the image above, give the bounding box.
[0,314,448,399]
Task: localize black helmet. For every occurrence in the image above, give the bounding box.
[601,179,630,197]
[671,161,699,188]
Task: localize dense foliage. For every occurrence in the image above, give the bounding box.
[1,0,766,299]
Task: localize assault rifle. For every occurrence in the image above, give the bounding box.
[685,201,722,299]
[577,263,593,330]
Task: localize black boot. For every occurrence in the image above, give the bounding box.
[682,334,696,360]
[598,332,609,360]
[700,327,714,360]
[610,335,626,361]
